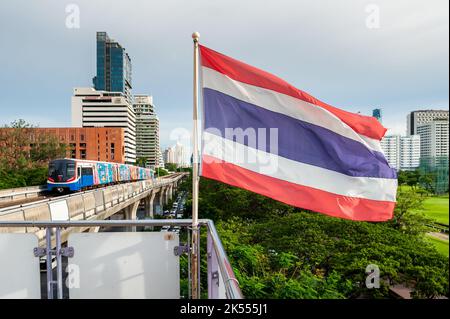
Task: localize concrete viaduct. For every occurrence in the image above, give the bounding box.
[0,173,188,246]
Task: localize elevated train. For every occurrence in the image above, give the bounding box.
[47,158,154,193]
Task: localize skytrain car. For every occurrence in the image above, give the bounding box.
[47,158,154,193]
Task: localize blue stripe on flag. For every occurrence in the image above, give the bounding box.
[203,88,396,179]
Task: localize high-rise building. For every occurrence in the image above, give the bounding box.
[381,135,400,169]
[92,32,133,103]
[372,108,382,123]
[163,143,186,167]
[157,149,165,168]
[416,120,449,160]
[71,87,136,164]
[380,135,421,171]
[399,135,421,170]
[406,110,448,135]
[133,95,161,168]
[163,146,175,164]
[417,120,449,194]
[173,142,186,167]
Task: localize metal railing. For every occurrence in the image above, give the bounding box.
[0,218,243,299]
[0,185,47,203]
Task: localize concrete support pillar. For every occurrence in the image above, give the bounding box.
[165,187,170,205]
[168,185,173,201]
[125,200,140,232]
[145,191,156,218]
[159,187,166,213]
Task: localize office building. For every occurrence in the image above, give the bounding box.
[399,135,421,170]
[157,148,165,168]
[406,110,448,135]
[416,120,449,159]
[381,135,400,170]
[71,87,136,164]
[381,135,421,170]
[163,146,175,164]
[92,32,133,103]
[164,142,187,167]
[133,95,161,168]
[0,127,126,163]
[372,108,382,123]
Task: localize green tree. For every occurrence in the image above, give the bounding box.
[136,157,147,168]
[155,167,169,177]
[194,178,449,299]
[0,119,67,189]
[165,163,178,172]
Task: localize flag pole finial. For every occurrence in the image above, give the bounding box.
[192,32,200,41]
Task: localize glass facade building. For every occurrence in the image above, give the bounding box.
[93,32,132,102]
[372,108,382,123]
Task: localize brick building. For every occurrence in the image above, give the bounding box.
[0,127,126,163]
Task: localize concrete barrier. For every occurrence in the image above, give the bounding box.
[82,193,96,218]
[103,188,113,209]
[93,190,104,213]
[67,196,85,221]
[117,185,125,202]
[0,211,26,233]
[111,187,119,205]
[127,184,133,197]
[23,205,51,238]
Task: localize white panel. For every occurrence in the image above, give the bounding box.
[49,200,69,221]
[68,232,180,299]
[0,233,41,299]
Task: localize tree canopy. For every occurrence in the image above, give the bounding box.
[186,176,449,299]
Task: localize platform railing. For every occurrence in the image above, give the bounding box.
[0,219,243,299]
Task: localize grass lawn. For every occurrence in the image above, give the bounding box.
[422,196,449,226]
[397,186,448,225]
[426,235,449,257]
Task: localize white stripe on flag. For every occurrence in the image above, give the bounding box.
[202,132,397,202]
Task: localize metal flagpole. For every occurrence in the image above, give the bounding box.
[191,31,200,299]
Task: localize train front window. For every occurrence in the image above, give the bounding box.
[48,163,56,176]
[66,163,76,179]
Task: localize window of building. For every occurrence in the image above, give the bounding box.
[80,149,86,159]
[79,143,86,148]
[80,134,85,141]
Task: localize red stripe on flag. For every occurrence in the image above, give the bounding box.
[200,45,387,141]
[201,155,394,221]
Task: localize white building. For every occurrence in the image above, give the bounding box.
[71,87,136,164]
[416,120,449,160]
[163,146,175,165]
[407,110,448,135]
[163,142,187,167]
[381,136,400,170]
[399,135,421,170]
[381,135,421,171]
[133,95,161,168]
[157,148,165,168]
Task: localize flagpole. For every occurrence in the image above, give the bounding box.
[191,31,200,299]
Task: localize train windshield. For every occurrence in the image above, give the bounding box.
[48,160,76,182]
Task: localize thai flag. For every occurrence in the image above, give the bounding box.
[199,45,397,221]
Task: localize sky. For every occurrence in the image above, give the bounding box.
[0,0,448,153]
